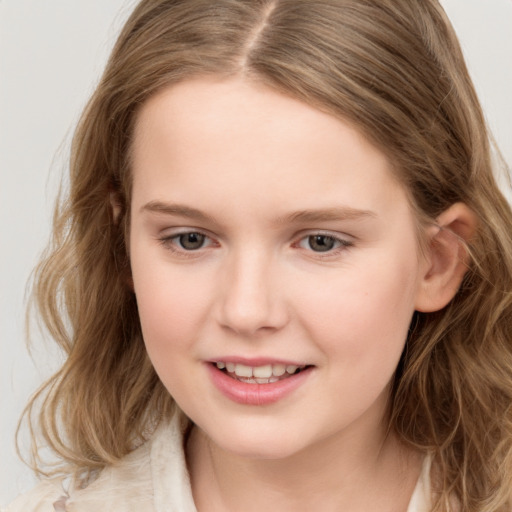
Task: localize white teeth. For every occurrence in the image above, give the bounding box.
[272,364,286,376]
[234,364,253,378]
[253,365,272,378]
[216,361,306,380]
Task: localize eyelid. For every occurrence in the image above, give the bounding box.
[158,225,215,239]
[293,230,354,255]
[157,227,219,254]
[156,227,353,259]
[294,229,354,243]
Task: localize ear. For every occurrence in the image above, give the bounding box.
[109,191,123,223]
[415,203,477,313]
[109,191,135,291]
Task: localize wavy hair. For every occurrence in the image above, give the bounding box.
[22,1,512,509]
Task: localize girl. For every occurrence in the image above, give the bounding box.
[4,0,512,510]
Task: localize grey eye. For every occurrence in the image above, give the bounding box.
[307,235,337,252]
[178,232,206,250]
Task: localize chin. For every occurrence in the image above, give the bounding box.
[202,418,312,460]
[221,437,304,460]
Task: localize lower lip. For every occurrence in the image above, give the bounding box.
[206,364,313,406]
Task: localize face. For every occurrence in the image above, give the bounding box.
[129,77,429,459]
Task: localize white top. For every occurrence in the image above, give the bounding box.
[3,413,431,512]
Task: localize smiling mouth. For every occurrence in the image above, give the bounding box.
[213,361,310,384]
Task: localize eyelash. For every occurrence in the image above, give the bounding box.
[157,230,353,258]
[158,231,216,258]
[294,233,353,256]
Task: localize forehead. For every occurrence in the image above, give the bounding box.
[130,77,409,223]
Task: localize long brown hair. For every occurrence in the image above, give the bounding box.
[22,1,512,509]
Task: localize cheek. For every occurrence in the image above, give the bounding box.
[131,255,213,362]
[291,251,419,363]
[132,263,217,403]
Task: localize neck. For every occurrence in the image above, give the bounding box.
[186,415,422,512]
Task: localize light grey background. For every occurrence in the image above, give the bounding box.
[1,0,511,504]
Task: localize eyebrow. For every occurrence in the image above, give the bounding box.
[278,207,376,224]
[141,201,376,225]
[141,201,216,223]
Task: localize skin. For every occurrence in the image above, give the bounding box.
[128,76,447,511]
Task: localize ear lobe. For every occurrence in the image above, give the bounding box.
[415,203,477,313]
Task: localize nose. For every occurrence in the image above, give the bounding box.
[216,249,289,337]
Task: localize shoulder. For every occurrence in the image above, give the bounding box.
[3,411,195,512]
[4,443,155,512]
[65,440,155,512]
[2,478,67,512]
